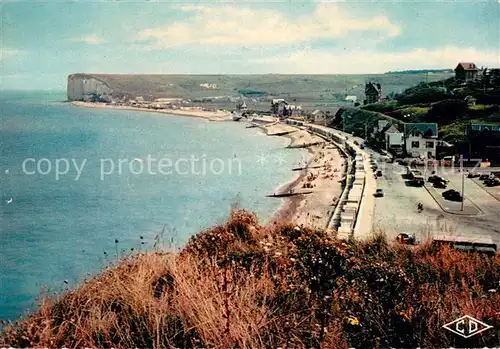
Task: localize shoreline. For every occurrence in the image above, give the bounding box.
[256,123,345,230]
[71,101,233,121]
[71,101,344,230]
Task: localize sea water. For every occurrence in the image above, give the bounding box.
[0,91,308,320]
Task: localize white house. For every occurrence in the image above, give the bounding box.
[403,123,439,158]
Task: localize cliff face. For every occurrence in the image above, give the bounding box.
[67,74,113,101]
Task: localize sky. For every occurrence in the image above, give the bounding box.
[1,0,499,90]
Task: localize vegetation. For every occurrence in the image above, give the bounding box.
[2,210,499,348]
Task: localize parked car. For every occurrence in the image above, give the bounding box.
[396,233,416,245]
[376,170,383,177]
[467,172,480,178]
[374,189,384,197]
[433,181,447,189]
[442,189,463,202]
[479,173,490,180]
[485,179,500,187]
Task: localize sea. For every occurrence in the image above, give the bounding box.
[0,91,308,321]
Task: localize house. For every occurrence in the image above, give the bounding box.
[286,105,302,117]
[455,62,478,83]
[464,123,500,163]
[464,95,477,106]
[403,123,439,158]
[364,82,381,104]
[381,123,404,153]
[311,109,327,124]
[271,99,288,116]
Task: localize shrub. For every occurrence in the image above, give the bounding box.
[396,83,450,105]
[2,212,499,348]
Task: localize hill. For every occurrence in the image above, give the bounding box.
[1,210,499,348]
[67,73,453,110]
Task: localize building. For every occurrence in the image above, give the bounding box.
[364,82,381,104]
[403,123,439,158]
[464,95,477,106]
[463,123,500,163]
[271,99,288,116]
[454,62,478,83]
[383,124,404,153]
[311,109,327,124]
[286,105,302,117]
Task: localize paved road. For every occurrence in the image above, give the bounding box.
[372,161,444,242]
[372,162,500,246]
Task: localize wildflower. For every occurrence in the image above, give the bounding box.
[347,316,360,326]
[399,311,410,321]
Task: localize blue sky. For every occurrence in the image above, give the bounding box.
[1,0,499,90]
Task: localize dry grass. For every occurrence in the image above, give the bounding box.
[1,210,499,348]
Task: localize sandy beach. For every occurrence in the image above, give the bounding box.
[71,101,233,121]
[260,123,346,231]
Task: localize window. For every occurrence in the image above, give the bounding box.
[426,141,434,148]
[411,141,420,148]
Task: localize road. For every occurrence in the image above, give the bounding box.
[372,160,500,246]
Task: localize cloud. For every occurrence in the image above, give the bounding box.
[2,74,27,79]
[251,46,500,74]
[137,3,400,48]
[0,47,25,60]
[73,35,106,45]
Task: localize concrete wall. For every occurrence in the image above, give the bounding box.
[67,74,113,101]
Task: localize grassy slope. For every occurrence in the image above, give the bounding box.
[2,210,499,348]
[75,73,452,101]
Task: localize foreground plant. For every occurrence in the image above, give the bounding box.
[1,210,499,348]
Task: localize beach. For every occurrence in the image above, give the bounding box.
[258,122,346,230]
[71,101,233,121]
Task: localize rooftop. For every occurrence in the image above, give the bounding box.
[404,123,438,138]
[455,62,477,71]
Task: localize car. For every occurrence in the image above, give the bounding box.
[467,172,480,178]
[433,181,447,189]
[374,189,384,197]
[376,170,383,177]
[486,179,500,187]
[479,173,490,180]
[442,189,463,202]
[396,233,416,245]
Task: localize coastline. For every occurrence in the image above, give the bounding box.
[257,122,345,230]
[71,101,344,230]
[71,101,233,121]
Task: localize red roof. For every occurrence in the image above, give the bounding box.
[455,62,477,71]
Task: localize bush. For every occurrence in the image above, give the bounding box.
[361,101,398,113]
[2,212,499,348]
[427,99,468,123]
[396,83,450,105]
